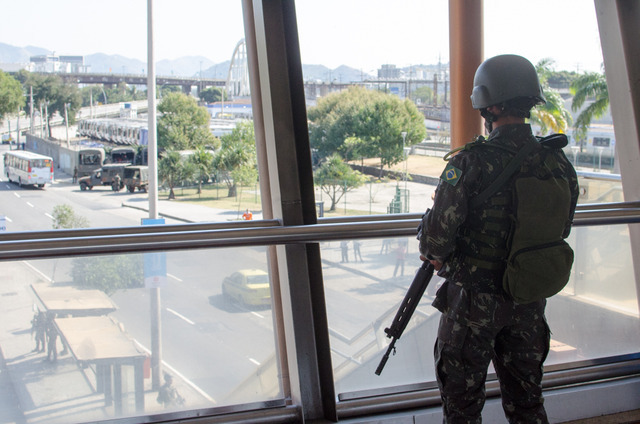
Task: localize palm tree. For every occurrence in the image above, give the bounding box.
[570,71,609,147]
[530,59,573,135]
[189,147,214,195]
[158,150,184,200]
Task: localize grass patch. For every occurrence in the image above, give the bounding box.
[164,183,262,215]
[164,181,388,218]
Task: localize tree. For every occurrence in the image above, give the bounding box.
[0,71,25,120]
[570,71,609,146]
[314,154,366,212]
[81,83,145,107]
[52,204,90,229]
[530,59,572,135]
[51,204,89,284]
[159,149,194,200]
[212,121,257,197]
[71,255,143,295]
[308,86,426,176]
[411,85,434,105]
[188,147,214,194]
[157,92,217,151]
[199,87,226,104]
[16,71,81,137]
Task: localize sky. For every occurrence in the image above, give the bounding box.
[0,0,604,74]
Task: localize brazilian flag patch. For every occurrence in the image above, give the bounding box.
[441,164,462,186]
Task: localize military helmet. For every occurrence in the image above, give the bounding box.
[470,54,545,109]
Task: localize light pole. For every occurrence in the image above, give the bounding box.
[64,103,70,147]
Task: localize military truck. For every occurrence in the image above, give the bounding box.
[79,163,129,191]
[123,165,149,193]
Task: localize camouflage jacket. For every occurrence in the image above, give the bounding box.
[420,124,579,324]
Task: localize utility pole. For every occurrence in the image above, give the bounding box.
[64,103,70,147]
[147,0,162,391]
[30,86,34,134]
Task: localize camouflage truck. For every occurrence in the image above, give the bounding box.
[79,163,129,191]
[123,165,149,193]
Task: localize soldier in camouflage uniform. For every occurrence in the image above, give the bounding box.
[419,55,579,423]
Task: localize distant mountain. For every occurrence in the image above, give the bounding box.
[301,64,373,83]
[157,56,215,77]
[0,43,50,63]
[85,53,146,75]
[201,61,232,79]
[0,42,375,83]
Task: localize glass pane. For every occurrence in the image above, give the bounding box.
[546,224,640,364]
[321,236,445,394]
[325,225,640,397]
[298,1,450,219]
[0,1,259,230]
[298,0,617,215]
[0,247,282,423]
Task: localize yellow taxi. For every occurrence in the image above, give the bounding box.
[221,269,271,307]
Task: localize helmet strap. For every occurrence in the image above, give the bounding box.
[480,108,499,133]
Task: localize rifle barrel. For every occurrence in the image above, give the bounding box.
[375,261,435,376]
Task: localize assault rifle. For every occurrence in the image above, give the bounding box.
[375,261,435,376]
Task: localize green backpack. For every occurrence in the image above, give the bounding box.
[470,134,574,304]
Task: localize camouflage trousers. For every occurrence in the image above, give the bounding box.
[434,313,550,424]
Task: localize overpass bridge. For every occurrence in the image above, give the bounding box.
[57,72,226,95]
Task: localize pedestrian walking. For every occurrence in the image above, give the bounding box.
[353,240,363,262]
[340,241,349,263]
[393,240,406,277]
[46,313,58,362]
[157,373,185,408]
[31,311,46,353]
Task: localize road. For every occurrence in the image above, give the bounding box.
[0,144,281,406]
[1,143,434,408]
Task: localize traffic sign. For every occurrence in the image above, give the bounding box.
[142,218,167,288]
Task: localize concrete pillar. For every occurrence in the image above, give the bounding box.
[449,0,484,149]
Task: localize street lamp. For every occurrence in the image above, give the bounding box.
[64,103,70,147]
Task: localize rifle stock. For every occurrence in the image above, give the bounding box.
[375,261,435,376]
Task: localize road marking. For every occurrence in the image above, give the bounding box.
[166,308,195,325]
[22,261,52,282]
[44,213,54,219]
[26,202,34,208]
[167,273,183,282]
[133,340,217,404]
[4,216,12,222]
[248,357,261,366]
[251,311,264,319]
[13,192,20,198]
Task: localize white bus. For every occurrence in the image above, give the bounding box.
[3,151,54,188]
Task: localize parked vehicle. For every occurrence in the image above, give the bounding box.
[78,163,129,191]
[123,165,149,193]
[221,269,271,307]
[77,147,105,177]
[3,150,54,188]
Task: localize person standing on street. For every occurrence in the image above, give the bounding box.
[419,54,579,423]
[157,373,185,408]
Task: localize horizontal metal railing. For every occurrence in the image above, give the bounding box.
[0,202,639,261]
